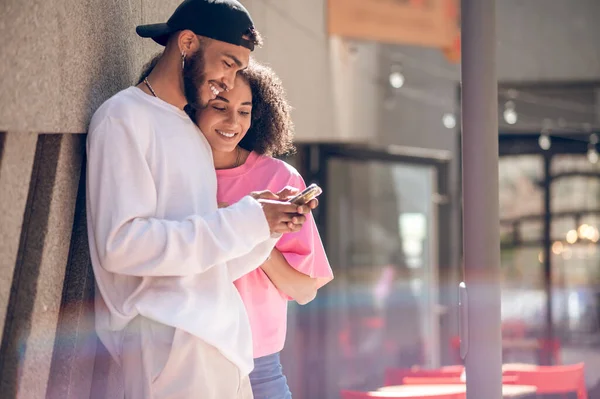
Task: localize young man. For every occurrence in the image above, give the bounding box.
[86,1,316,398]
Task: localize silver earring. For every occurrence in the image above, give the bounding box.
[181,52,186,69]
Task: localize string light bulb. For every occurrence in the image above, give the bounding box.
[588,134,599,164]
[587,148,598,164]
[503,101,517,125]
[389,64,405,89]
[539,119,552,150]
[442,113,456,129]
[539,134,551,150]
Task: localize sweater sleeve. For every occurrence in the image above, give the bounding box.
[226,235,281,282]
[276,174,333,286]
[86,116,271,277]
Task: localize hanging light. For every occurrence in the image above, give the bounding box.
[578,224,598,240]
[503,101,517,125]
[552,241,564,255]
[389,64,405,89]
[578,224,590,239]
[442,113,456,129]
[538,119,552,150]
[539,134,552,150]
[566,229,578,244]
[588,147,599,164]
[504,108,517,125]
[592,227,600,243]
[588,134,599,164]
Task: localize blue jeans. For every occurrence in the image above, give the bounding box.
[249,352,292,399]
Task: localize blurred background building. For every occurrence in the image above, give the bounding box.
[1,0,600,398]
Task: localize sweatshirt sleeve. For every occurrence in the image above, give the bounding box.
[86,116,271,277]
[226,235,281,282]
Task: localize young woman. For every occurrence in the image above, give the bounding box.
[196,59,333,398]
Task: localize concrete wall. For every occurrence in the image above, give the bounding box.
[242,0,379,143]
[0,0,178,134]
[0,133,90,399]
[242,0,335,141]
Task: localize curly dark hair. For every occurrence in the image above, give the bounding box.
[238,59,295,157]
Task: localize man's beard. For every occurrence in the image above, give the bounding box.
[182,49,206,123]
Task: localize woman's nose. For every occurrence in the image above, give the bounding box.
[223,110,239,126]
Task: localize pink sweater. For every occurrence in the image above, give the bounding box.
[216,151,333,358]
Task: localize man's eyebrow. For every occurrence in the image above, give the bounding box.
[224,53,243,68]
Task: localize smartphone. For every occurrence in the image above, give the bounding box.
[289,183,322,205]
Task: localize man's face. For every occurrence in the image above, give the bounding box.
[183,37,251,110]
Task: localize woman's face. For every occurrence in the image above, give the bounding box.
[196,75,252,154]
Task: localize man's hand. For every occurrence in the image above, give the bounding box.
[250,189,316,234]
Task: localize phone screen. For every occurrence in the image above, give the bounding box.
[289,184,322,205]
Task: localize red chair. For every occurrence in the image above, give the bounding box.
[340,390,465,399]
[439,365,464,373]
[504,362,587,399]
[384,367,464,386]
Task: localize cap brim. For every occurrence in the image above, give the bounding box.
[136,23,172,46]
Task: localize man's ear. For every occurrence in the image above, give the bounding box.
[177,30,202,55]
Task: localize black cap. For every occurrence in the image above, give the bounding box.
[136,0,256,51]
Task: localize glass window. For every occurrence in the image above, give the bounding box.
[499,155,544,221]
[552,176,600,213]
[295,158,440,397]
[552,154,600,175]
[520,220,544,242]
[552,216,576,242]
[500,223,514,246]
[501,246,545,328]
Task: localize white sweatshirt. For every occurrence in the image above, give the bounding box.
[86,87,277,375]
